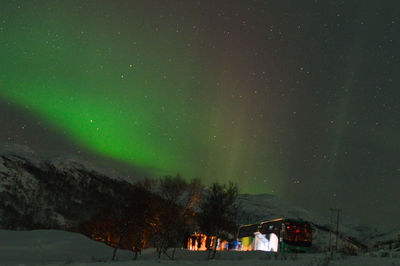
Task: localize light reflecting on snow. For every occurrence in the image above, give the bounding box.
[0,230,399,266]
[253,232,279,252]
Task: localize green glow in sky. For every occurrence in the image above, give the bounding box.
[2,0,400,227]
[0,1,285,194]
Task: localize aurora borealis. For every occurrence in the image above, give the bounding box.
[1,1,399,226]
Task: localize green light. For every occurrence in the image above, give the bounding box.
[0,1,285,194]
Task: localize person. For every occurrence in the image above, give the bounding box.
[197,235,202,249]
[191,235,197,250]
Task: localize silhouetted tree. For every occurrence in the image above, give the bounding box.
[78,178,160,261]
[153,175,202,260]
[129,180,158,260]
[197,181,239,259]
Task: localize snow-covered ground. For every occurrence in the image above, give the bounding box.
[1,230,399,266]
[1,143,399,264]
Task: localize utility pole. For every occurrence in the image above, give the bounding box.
[330,208,342,253]
[329,210,333,258]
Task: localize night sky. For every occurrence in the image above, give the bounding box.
[1,1,399,226]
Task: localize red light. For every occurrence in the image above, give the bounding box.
[287,226,290,229]
[296,229,299,233]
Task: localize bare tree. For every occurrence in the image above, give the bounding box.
[112,180,158,261]
[153,175,202,260]
[197,181,239,259]
[129,181,158,260]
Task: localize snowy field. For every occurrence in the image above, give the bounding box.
[0,230,399,266]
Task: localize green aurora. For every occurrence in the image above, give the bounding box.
[2,0,400,226]
[0,1,284,194]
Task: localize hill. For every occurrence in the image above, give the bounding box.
[0,143,398,251]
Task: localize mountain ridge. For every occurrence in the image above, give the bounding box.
[0,143,397,250]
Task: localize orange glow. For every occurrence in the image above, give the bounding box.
[187,233,208,251]
[186,233,220,251]
[218,240,228,251]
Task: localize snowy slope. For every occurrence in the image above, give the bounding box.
[237,193,318,224]
[0,143,123,180]
[0,229,399,266]
[0,143,135,230]
[0,143,396,251]
[0,229,132,265]
[236,193,391,250]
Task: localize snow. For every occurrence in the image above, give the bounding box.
[0,156,8,174]
[0,143,124,181]
[0,143,41,167]
[236,193,396,250]
[373,227,400,243]
[0,229,131,265]
[237,193,318,224]
[1,142,399,264]
[0,143,36,157]
[0,230,399,266]
[49,156,118,179]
